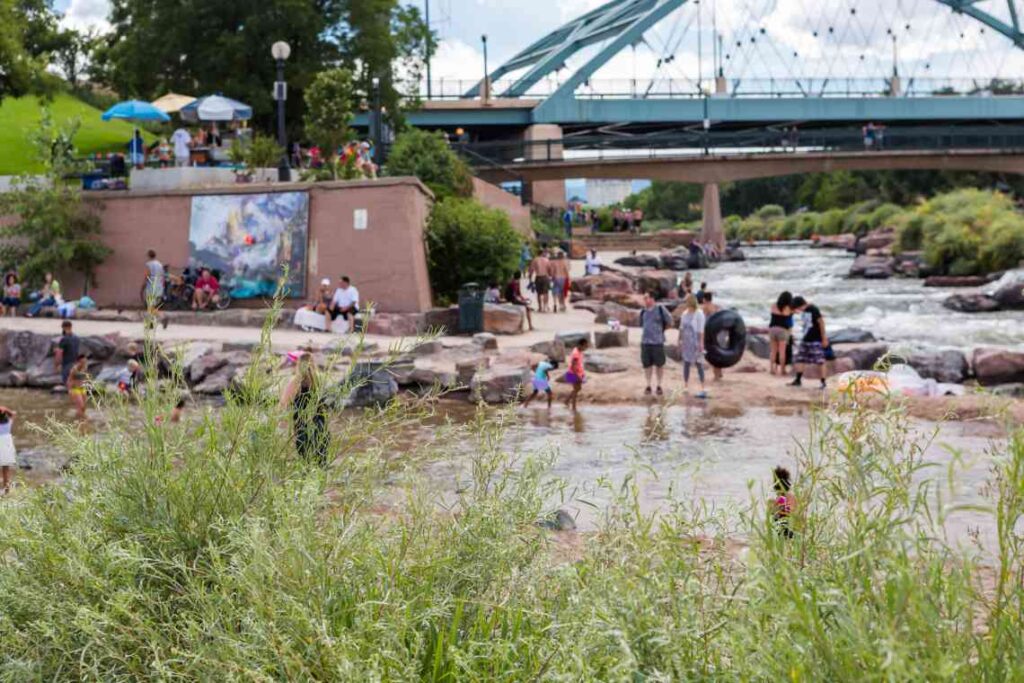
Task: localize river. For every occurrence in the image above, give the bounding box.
[700,244,1023,353]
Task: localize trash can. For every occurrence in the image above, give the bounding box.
[457,283,485,334]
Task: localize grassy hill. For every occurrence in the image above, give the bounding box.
[0,93,152,175]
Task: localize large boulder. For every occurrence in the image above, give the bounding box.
[1,331,53,370]
[483,304,526,335]
[972,348,1024,386]
[849,255,895,279]
[924,275,990,288]
[658,250,690,271]
[614,254,660,268]
[530,339,566,362]
[422,307,459,334]
[722,245,746,262]
[394,363,459,390]
[472,333,498,351]
[193,364,241,395]
[855,228,895,255]
[188,353,229,384]
[455,357,491,387]
[469,367,529,404]
[906,350,970,384]
[79,335,119,361]
[594,329,629,349]
[594,303,641,327]
[366,312,422,337]
[556,331,592,349]
[346,361,400,406]
[746,334,771,360]
[943,293,1001,313]
[829,328,877,345]
[636,270,678,299]
[571,273,635,299]
[584,354,628,374]
[572,300,605,314]
[835,344,890,371]
[813,233,856,250]
[992,280,1024,310]
[601,291,647,309]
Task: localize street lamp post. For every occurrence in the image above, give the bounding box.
[481,34,489,100]
[271,40,291,182]
[371,77,383,168]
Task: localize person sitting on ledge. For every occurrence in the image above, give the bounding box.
[329,276,359,322]
[192,268,220,311]
[311,278,333,316]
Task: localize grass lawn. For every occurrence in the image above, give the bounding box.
[0,93,154,175]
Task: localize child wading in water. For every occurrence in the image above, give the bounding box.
[0,406,16,493]
[771,466,795,538]
[563,338,589,412]
[523,359,558,409]
[67,354,89,420]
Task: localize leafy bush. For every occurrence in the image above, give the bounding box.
[386,128,473,200]
[302,68,356,180]
[425,198,522,302]
[245,135,283,170]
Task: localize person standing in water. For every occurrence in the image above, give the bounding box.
[768,291,794,376]
[523,359,558,409]
[67,354,89,420]
[279,351,329,466]
[678,295,708,398]
[0,406,17,493]
[563,338,589,412]
[771,466,795,538]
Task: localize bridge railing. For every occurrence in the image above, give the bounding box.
[421,77,1024,101]
[454,125,1024,165]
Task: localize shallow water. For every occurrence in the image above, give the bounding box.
[685,245,1023,353]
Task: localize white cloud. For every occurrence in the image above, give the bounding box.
[59,0,110,32]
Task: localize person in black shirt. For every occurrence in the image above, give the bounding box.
[54,320,80,385]
[789,296,830,389]
[504,272,534,332]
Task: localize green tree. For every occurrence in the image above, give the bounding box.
[303,68,356,180]
[386,129,473,199]
[426,198,522,302]
[0,110,111,290]
[622,181,702,221]
[0,0,50,101]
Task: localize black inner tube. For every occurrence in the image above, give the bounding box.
[704,310,747,369]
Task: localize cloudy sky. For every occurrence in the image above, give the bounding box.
[54,0,1024,95]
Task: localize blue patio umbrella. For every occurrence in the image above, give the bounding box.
[101,100,171,123]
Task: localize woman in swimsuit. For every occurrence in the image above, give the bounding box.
[768,291,794,376]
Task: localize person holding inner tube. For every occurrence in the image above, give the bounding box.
[701,292,724,381]
[639,292,673,396]
[789,296,830,389]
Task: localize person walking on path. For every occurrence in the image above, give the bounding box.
[563,338,589,412]
[0,406,17,493]
[701,292,724,381]
[639,292,673,396]
[679,294,707,398]
[523,359,558,409]
[789,296,830,389]
[143,249,168,329]
[279,351,330,466]
[768,291,794,376]
[529,250,553,313]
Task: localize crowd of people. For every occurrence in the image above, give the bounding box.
[289,140,378,178]
[0,271,71,319]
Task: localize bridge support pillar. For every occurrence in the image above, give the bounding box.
[523,124,566,208]
[701,183,724,252]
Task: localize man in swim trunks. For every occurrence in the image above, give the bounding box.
[529,250,553,313]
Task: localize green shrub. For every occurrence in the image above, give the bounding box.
[755,204,785,220]
[386,128,473,200]
[425,198,522,303]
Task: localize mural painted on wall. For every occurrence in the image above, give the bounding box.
[188,192,309,298]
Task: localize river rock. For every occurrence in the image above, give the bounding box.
[992,281,1024,310]
[530,339,566,362]
[79,335,118,361]
[924,275,989,288]
[584,354,628,374]
[168,342,215,372]
[849,255,895,279]
[472,333,498,351]
[188,352,229,384]
[422,307,458,334]
[556,331,593,349]
[814,233,856,250]
[572,300,605,314]
[723,246,747,262]
[659,250,690,271]
[972,348,1024,386]
[746,334,771,360]
[615,254,660,268]
[410,341,444,356]
[398,364,459,390]
[483,304,525,335]
[906,350,969,384]
[991,384,1024,398]
[594,329,629,349]
[856,228,895,255]
[366,312,421,337]
[571,273,635,298]
[601,291,647,308]
[469,367,529,404]
[538,509,577,531]
[456,357,491,386]
[0,371,28,388]
[2,331,53,370]
[943,293,1001,313]
[193,364,240,395]
[346,361,399,406]
[829,328,877,345]
[637,270,678,299]
[836,344,890,371]
[594,303,641,328]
